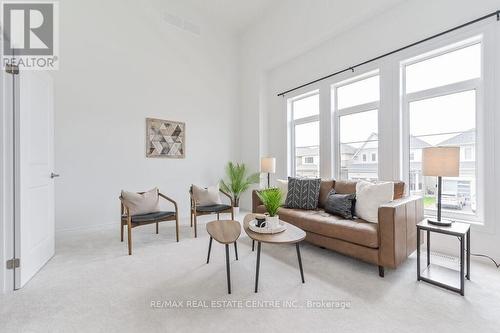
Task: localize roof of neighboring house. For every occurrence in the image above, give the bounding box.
[410,136,432,149]
[352,133,378,159]
[341,144,357,154]
[438,129,475,146]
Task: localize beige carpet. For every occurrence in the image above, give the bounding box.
[1,213,500,333]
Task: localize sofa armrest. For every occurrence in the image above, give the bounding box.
[252,190,263,213]
[378,196,424,269]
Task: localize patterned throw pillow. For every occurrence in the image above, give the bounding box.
[285,177,321,210]
[324,190,356,219]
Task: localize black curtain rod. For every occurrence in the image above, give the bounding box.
[278,9,500,97]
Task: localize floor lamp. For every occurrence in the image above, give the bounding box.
[260,157,276,188]
[422,146,460,227]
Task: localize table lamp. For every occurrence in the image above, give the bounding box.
[422,146,460,226]
[260,157,276,188]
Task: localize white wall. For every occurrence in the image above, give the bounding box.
[53,0,239,231]
[238,0,500,261]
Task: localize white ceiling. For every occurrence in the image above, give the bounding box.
[155,0,409,34]
[161,0,284,32]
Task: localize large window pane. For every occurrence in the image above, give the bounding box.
[337,75,379,109]
[339,110,378,181]
[409,90,476,215]
[293,94,319,120]
[405,43,481,93]
[295,121,319,178]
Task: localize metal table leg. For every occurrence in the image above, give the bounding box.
[417,227,421,281]
[234,241,238,260]
[206,237,212,264]
[426,230,430,267]
[254,242,261,293]
[466,229,470,280]
[460,235,465,296]
[296,242,305,283]
[226,244,231,294]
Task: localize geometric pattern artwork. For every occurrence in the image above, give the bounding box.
[146,118,185,158]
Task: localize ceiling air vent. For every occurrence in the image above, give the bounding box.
[163,12,201,36]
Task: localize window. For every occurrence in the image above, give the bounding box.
[303,156,315,164]
[403,39,481,220]
[288,92,320,178]
[334,72,379,181]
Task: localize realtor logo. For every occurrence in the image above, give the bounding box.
[1,1,59,70]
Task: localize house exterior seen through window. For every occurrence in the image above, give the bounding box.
[403,40,481,218]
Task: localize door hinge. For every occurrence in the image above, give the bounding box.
[6,258,20,269]
[5,64,19,75]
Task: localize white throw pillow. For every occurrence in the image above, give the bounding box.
[355,181,394,223]
[276,179,288,204]
[121,188,161,216]
[192,184,222,206]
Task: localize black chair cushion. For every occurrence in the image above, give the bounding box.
[196,204,232,213]
[130,211,175,223]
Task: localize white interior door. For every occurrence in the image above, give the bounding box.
[14,69,55,289]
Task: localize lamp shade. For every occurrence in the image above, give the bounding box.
[260,157,276,173]
[422,147,460,177]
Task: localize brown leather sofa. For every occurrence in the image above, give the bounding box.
[252,180,423,277]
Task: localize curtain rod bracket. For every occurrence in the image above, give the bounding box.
[349,67,354,72]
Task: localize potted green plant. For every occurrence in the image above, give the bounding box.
[256,188,283,228]
[220,162,260,215]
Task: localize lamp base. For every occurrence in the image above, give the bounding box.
[427,219,453,227]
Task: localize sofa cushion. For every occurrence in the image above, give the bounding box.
[285,177,321,210]
[393,181,405,200]
[277,207,379,248]
[334,180,357,194]
[334,180,405,200]
[355,181,394,223]
[324,192,356,219]
[318,179,335,208]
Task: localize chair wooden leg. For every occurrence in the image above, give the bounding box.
[194,212,198,238]
[190,210,193,227]
[120,223,124,242]
[127,224,132,255]
[156,222,159,234]
[231,209,234,220]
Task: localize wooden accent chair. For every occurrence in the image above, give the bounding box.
[120,192,179,255]
[190,185,234,238]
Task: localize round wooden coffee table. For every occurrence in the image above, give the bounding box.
[243,214,306,293]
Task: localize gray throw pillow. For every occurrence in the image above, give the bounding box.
[324,190,356,219]
[285,177,321,210]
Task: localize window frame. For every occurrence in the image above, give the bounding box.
[287,90,320,178]
[400,36,484,224]
[332,70,380,180]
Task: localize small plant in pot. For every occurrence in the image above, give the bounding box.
[220,162,260,215]
[256,188,283,228]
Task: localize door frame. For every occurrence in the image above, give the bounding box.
[0,41,16,294]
